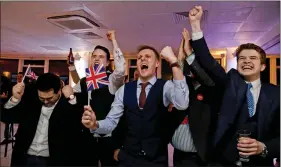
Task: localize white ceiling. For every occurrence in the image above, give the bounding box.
[1,1,280,57]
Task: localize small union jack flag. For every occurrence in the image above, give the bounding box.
[86,64,109,91]
[26,68,38,80]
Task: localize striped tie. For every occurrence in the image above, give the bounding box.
[246,83,254,117]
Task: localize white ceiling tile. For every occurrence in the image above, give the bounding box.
[210,1,279,10]
[239,22,276,32]
[234,31,266,40]
[124,2,170,15]
[207,23,242,32]
[208,7,253,23]
[205,32,236,40]
[253,1,280,8]
[84,2,130,21]
[206,39,251,48]
[210,1,257,10]
[246,7,280,22]
[127,1,212,14]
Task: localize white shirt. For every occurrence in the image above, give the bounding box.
[4,96,77,157]
[93,76,189,135]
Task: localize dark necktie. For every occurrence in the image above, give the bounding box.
[139,82,149,109]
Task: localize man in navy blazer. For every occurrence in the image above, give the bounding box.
[188,6,280,167]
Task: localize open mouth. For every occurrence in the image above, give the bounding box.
[141,65,148,70]
[242,65,253,70]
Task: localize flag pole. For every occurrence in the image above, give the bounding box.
[22,64,30,83]
[87,91,90,106]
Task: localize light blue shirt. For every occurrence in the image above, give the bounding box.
[93,76,189,134]
[172,54,198,152]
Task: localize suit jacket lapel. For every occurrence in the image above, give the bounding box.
[49,97,64,126]
[215,73,247,145]
[257,84,273,139]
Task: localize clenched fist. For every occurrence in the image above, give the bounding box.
[189,6,203,32]
[62,85,74,98]
[82,105,98,129]
[12,83,25,100]
[160,46,177,64]
[189,6,203,23]
[107,30,116,41]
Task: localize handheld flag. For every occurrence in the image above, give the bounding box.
[85,63,109,92]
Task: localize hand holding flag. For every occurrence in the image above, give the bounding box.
[22,64,38,82]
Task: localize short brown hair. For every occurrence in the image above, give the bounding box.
[137,45,160,60]
[236,43,266,64]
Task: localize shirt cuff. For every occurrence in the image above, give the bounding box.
[68,66,76,71]
[68,96,77,105]
[90,129,96,133]
[192,31,203,41]
[185,53,195,65]
[4,97,20,109]
[90,121,104,134]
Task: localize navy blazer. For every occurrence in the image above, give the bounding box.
[191,36,280,164]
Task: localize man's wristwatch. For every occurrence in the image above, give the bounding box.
[170,60,180,68]
[67,94,75,101]
[260,143,268,158]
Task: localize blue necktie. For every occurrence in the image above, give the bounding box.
[246,83,254,117]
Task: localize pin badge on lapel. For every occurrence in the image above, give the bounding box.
[181,117,188,124]
[197,94,203,101]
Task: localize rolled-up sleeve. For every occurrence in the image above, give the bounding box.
[4,97,20,109]
[163,78,189,110]
[93,85,125,134]
[73,81,82,93]
[108,48,126,95]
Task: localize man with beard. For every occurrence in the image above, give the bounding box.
[2,73,84,166]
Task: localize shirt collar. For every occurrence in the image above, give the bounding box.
[137,76,157,87]
[245,78,261,90]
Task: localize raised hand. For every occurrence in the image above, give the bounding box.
[182,28,193,56]
[12,83,25,100]
[160,46,177,65]
[62,85,74,98]
[189,6,203,23]
[177,38,186,61]
[106,30,116,41]
[82,105,97,129]
[189,6,203,32]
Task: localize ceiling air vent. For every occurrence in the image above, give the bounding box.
[173,10,208,24]
[47,8,107,33]
[70,31,102,40]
